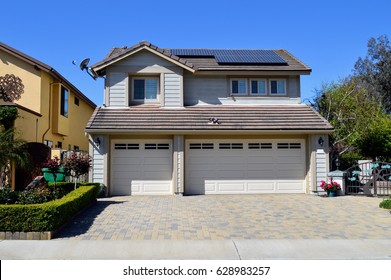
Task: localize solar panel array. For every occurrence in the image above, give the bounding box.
[170,49,287,64]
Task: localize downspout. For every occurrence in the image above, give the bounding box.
[42,82,53,143]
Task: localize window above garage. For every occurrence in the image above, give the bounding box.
[131,76,160,103]
[230,78,287,97]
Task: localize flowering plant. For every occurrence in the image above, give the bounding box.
[320,179,341,193]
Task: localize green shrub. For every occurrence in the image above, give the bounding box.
[379,199,391,209]
[0,187,19,204]
[0,184,100,232]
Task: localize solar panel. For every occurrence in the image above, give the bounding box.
[170,49,214,57]
[170,49,286,64]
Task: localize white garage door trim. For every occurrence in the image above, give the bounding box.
[185,139,306,195]
[111,140,173,195]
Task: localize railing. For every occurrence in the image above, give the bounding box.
[345,161,391,196]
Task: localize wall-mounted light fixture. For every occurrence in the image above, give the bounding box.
[318,137,324,147]
[94,137,101,147]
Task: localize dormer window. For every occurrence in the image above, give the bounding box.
[132,77,159,101]
[250,79,267,95]
[270,79,286,95]
[231,79,247,95]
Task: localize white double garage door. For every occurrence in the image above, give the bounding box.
[111,139,306,195]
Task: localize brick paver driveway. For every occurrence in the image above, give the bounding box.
[57,194,391,240]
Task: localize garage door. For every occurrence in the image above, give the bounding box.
[111,140,172,195]
[185,140,305,194]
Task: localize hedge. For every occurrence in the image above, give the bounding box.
[379,199,391,209]
[0,184,100,232]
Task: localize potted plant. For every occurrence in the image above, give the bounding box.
[320,179,341,197]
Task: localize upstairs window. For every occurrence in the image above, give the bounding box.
[270,79,286,95]
[60,86,69,117]
[231,79,247,95]
[133,77,159,101]
[250,79,267,95]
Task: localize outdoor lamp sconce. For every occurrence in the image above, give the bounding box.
[94,137,101,147]
[318,137,324,147]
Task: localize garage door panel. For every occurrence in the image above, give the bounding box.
[218,182,246,192]
[247,170,275,179]
[277,181,304,192]
[186,140,305,194]
[247,181,275,192]
[113,171,141,180]
[247,156,273,164]
[111,141,172,196]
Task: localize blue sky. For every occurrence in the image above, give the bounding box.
[2,0,391,105]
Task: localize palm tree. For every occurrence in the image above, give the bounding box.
[0,128,30,187]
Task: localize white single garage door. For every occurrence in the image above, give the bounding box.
[185,140,305,195]
[111,140,172,195]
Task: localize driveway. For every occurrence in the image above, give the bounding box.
[56,194,391,240]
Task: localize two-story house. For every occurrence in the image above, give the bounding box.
[0,42,96,188]
[86,41,333,196]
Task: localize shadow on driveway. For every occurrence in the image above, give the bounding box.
[56,200,125,238]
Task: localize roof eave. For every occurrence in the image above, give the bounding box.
[85,128,334,134]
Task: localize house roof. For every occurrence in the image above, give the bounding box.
[0,42,96,109]
[85,105,333,133]
[90,41,311,75]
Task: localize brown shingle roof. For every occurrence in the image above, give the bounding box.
[86,105,333,133]
[90,41,311,75]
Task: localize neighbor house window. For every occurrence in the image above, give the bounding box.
[270,79,286,95]
[132,77,159,101]
[231,79,247,95]
[44,140,53,148]
[60,86,69,117]
[74,97,79,106]
[250,79,267,95]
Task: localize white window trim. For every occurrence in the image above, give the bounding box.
[230,78,248,95]
[250,79,267,96]
[269,79,287,96]
[131,77,160,102]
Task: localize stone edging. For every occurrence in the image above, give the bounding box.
[0,230,57,240]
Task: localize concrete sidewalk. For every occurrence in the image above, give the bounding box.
[1,239,390,260]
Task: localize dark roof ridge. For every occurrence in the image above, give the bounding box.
[276,49,311,70]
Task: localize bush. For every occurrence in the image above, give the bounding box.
[0,187,19,204]
[0,184,100,232]
[379,199,391,209]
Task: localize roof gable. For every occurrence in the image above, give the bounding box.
[91,41,196,75]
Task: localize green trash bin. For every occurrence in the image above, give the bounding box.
[42,167,66,182]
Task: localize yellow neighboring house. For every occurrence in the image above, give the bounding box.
[0,42,96,187]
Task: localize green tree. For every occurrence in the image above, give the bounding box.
[354,35,391,112]
[63,152,92,189]
[312,78,383,156]
[355,116,391,161]
[0,129,30,186]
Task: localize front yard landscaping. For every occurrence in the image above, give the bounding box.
[0,183,101,239]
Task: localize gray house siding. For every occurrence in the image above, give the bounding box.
[164,73,182,107]
[107,72,127,107]
[183,73,302,106]
[184,74,227,105]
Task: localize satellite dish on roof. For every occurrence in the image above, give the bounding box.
[78,58,96,80]
[79,58,90,71]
